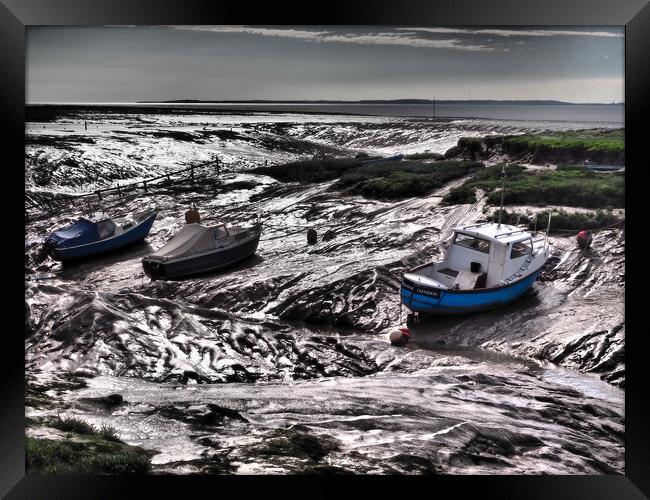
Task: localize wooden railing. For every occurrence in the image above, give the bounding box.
[26,160,222,218]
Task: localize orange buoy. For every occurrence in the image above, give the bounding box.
[185,206,201,224]
[389,327,410,346]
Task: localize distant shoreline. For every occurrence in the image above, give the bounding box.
[142,99,623,106]
[24,101,625,124]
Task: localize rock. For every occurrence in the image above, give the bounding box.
[77,393,124,410]
[206,403,248,422]
[106,393,124,405]
[322,229,336,242]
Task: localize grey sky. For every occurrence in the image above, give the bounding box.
[26,26,624,103]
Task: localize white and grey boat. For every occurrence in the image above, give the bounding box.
[142,221,261,280]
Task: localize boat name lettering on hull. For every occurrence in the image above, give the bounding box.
[402,282,441,298]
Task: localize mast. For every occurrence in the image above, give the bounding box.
[497,164,506,227]
[545,211,552,252]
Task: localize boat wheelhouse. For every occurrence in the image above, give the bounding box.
[400,221,549,315]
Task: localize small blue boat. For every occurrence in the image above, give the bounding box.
[400,222,550,315]
[44,209,157,261]
[583,164,624,172]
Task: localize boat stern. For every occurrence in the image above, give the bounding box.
[141,257,166,280]
[42,238,64,261]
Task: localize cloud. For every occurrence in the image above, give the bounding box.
[397,27,623,38]
[172,26,499,51]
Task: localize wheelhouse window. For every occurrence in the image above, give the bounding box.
[510,239,533,259]
[97,220,116,239]
[453,233,490,254]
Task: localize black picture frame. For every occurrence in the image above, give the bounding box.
[2,1,647,498]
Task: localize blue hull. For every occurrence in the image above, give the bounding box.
[50,212,157,261]
[401,269,542,315]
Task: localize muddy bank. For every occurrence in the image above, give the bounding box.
[26,178,625,385]
[25,108,625,474]
[25,362,623,475]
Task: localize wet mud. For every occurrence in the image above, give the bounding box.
[25,108,624,474]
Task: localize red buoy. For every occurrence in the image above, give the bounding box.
[389,327,410,346]
[577,230,593,248]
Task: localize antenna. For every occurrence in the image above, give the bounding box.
[545,211,552,244]
[433,93,436,118]
[497,164,506,227]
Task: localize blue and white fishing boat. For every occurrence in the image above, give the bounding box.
[44,209,157,261]
[400,220,550,315]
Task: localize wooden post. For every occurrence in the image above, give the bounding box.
[117,184,122,197]
[96,190,102,201]
[143,181,147,192]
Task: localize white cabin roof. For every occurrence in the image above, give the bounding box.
[452,222,532,245]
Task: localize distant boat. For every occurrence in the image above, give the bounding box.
[141,221,261,280]
[44,210,157,261]
[583,164,624,172]
[400,221,550,315]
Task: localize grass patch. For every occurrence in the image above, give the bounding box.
[26,436,151,474]
[253,157,362,182]
[442,164,624,209]
[404,152,444,160]
[48,415,121,442]
[490,208,623,232]
[50,415,97,435]
[497,129,624,155]
[26,414,150,474]
[254,155,483,200]
[445,129,624,165]
[442,185,478,205]
[332,160,483,199]
[99,423,122,443]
